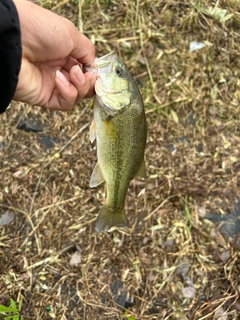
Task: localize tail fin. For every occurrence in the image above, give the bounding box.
[95,205,128,233]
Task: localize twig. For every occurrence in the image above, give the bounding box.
[143,195,178,221]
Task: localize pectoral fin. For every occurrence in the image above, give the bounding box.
[90,119,96,143]
[90,162,105,187]
[135,160,146,179]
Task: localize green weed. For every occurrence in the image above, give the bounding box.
[0,297,23,320]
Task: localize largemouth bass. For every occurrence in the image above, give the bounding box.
[85,51,147,232]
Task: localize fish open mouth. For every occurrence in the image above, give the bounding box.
[83,51,117,74]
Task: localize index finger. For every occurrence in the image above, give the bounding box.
[70,29,95,64]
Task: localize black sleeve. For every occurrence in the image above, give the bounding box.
[0,0,22,114]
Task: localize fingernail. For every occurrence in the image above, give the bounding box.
[56,70,69,86]
[74,65,85,84]
[88,71,96,80]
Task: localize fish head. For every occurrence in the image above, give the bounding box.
[84,51,137,115]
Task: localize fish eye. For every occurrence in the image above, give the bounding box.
[115,67,123,77]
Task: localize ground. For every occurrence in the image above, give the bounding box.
[0,0,240,319]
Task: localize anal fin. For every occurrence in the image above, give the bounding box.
[135,160,146,179]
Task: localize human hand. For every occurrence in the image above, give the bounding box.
[13,0,96,111]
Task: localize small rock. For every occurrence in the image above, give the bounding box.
[12,169,25,179]
[182,286,196,299]
[188,113,195,125]
[197,206,206,218]
[176,263,190,277]
[110,279,134,309]
[0,210,15,226]
[189,41,206,52]
[40,136,61,149]
[220,250,231,263]
[17,119,43,132]
[69,251,82,267]
[205,201,240,239]
[163,239,175,247]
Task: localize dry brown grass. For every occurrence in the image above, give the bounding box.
[0,0,240,319]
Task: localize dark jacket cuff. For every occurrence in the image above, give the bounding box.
[0,0,22,113]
